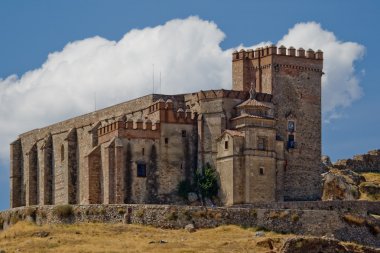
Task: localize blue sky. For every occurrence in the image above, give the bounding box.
[0,0,379,210]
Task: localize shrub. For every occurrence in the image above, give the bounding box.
[268,211,280,219]
[192,210,207,218]
[291,213,300,222]
[117,208,126,215]
[213,212,223,220]
[53,205,73,219]
[99,206,107,215]
[37,209,47,219]
[166,211,178,221]
[0,217,4,230]
[195,165,219,199]
[24,207,36,219]
[10,215,19,225]
[135,210,144,218]
[249,209,257,218]
[181,210,192,221]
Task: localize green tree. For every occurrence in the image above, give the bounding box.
[195,165,219,199]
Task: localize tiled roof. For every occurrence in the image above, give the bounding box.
[236,99,274,109]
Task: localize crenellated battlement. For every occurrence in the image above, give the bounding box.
[98,119,161,138]
[148,99,196,124]
[232,45,323,61]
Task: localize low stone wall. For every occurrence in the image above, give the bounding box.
[0,204,379,247]
[238,200,380,214]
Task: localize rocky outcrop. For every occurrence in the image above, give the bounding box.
[360,182,380,200]
[333,149,380,172]
[280,237,380,253]
[322,169,365,200]
[321,155,333,167]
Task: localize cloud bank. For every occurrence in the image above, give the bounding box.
[0,17,365,165]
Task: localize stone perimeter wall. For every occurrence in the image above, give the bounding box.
[1,202,379,248]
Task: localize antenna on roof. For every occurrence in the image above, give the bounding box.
[152,64,155,94]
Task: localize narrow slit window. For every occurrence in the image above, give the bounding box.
[142,148,145,156]
[60,144,64,161]
[224,141,229,150]
[259,167,264,175]
[164,138,169,144]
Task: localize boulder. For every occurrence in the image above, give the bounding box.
[321,155,332,167]
[322,169,365,200]
[255,231,265,237]
[184,223,196,233]
[280,237,348,253]
[280,237,380,253]
[187,192,198,203]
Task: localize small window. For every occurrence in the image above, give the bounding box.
[288,121,295,132]
[164,138,169,144]
[137,163,146,177]
[60,144,64,161]
[259,167,264,175]
[258,137,267,151]
[142,148,145,156]
[287,134,295,149]
[224,141,229,150]
[182,130,187,137]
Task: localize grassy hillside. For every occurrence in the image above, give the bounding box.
[0,222,290,253]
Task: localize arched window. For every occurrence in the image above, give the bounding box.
[60,144,64,161]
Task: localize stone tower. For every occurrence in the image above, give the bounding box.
[232,46,324,200]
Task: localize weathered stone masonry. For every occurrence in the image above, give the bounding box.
[10,45,323,207]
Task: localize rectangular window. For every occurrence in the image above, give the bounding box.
[224,141,228,149]
[182,130,187,137]
[142,148,145,156]
[288,121,295,132]
[137,163,146,177]
[164,137,169,144]
[258,137,267,151]
[287,134,295,149]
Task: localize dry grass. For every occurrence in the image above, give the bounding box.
[342,214,366,226]
[361,172,380,184]
[359,173,380,201]
[0,222,292,253]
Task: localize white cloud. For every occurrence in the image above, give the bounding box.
[0,18,365,164]
[277,22,365,116]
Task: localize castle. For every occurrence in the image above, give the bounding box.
[10,45,323,207]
